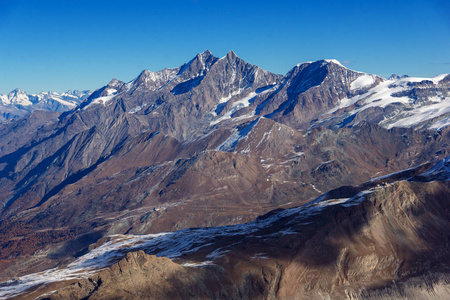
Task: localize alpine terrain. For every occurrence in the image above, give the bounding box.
[0,50,448,299]
[0,89,90,122]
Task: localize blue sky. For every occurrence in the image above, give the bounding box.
[0,0,449,94]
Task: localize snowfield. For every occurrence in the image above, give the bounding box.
[327,73,450,130]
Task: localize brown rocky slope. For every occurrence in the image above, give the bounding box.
[2,157,447,299]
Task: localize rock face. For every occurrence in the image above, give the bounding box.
[45,251,224,300]
[38,251,281,300]
[254,60,383,129]
[0,51,449,293]
[12,157,448,300]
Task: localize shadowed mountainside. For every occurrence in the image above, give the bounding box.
[3,157,448,300]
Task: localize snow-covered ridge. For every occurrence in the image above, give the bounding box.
[418,156,450,181]
[323,59,345,67]
[324,73,450,130]
[130,68,181,91]
[0,89,91,121]
[0,89,90,107]
[296,59,345,68]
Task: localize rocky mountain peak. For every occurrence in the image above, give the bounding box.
[197,49,215,61]
[284,59,340,93]
[178,50,218,79]
[201,49,212,55]
[439,74,450,84]
[128,68,179,92]
[226,50,238,60]
[135,69,152,82]
[6,88,32,106]
[322,58,345,67]
[8,88,26,97]
[107,78,124,88]
[388,74,410,80]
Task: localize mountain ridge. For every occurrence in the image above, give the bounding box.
[0,51,448,298]
[79,51,449,134]
[0,89,90,122]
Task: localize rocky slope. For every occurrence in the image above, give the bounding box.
[0,89,90,122]
[0,51,448,290]
[1,157,448,299]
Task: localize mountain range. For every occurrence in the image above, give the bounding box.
[0,50,448,299]
[0,89,90,122]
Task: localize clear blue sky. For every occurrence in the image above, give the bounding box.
[0,0,449,94]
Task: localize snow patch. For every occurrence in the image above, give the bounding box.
[385,100,450,129]
[429,116,450,130]
[419,157,450,181]
[181,261,214,268]
[310,184,322,194]
[324,59,344,67]
[350,75,375,90]
[216,119,260,152]
[211,85,276,126]
[211,92,257,125]
[84,95,116,109]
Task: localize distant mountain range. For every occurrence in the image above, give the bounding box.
[0,89,90,122]
[0,50,448,299]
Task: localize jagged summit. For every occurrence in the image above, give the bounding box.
[9,87,25,94]
[201,49,213,55]
[111,53,349,101]
[107,78,124,88]
[197,49,214,60]
[226,49,237,59]
[76,51,450,134]
[134,69,152,83]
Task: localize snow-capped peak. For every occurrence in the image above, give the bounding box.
[0,88,90,120]
[6,88,32,106]
[9,87,25,94]
[107,78,124,88]
[295,59,347,70]
[128,68,180,91]
[323,59,345,67]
